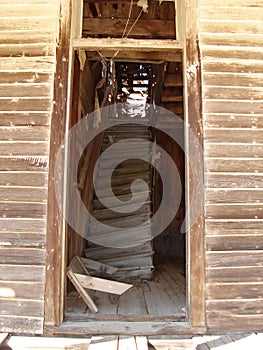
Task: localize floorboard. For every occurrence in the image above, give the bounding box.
[66,262,186,320]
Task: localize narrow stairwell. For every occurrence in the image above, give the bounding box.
[85,124,154,280]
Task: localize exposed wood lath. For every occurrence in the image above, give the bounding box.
[82,0,176,39]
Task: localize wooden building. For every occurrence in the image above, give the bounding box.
[0,0,263,336]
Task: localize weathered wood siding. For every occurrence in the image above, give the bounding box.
[0,0,58,333]
[200,0,263,331]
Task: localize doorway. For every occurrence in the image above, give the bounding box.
[65,52,186,321]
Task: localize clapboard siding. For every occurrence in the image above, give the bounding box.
[0,0,58,334]
[200,0,263,332]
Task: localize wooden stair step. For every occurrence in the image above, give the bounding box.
[97,163,151,177]
[95,171,151,186]
[92,202,151,221]
[93,190,150,210]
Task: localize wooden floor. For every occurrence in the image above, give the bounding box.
[66,262,186,321]
[2,333,263,349]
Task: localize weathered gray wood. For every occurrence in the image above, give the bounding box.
[75,273,132,295]
[0,72,52,84]
[0,265,45,282]
[0,84,51,98]
[206,204,263,220]
[206,251,263,268]
[0,171,47,186]
[45,321,206,336]
[0,299,44,317]
[206,189,263,204]
[205,129,263,143]
[0,57,55,72]
[204,114,263,129]
[200,6,263,21]
[0,218,46,233]
[0,113,51,127]
[0,316,43,334]
[81,257,118,275]
[0,202,46,218]
[206,158,263,173]
[206,220,263,235]
[67,268,98,313]
[207,266,263,283]
[0,4,57,17]
[0,142,49,156]
[0,157,48,171]
[0,98,52,112]
[0,187,47,202]
[0,281,44,300]
[0,247,45,264]
[0,43,55,58]
[0,232,46,248]
[206,173,263,189]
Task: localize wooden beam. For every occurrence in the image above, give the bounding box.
[44,0,72,326]
[73,38,183,51]
[82,18,176,39]
[184,0,206,327]
[45,321,206,336]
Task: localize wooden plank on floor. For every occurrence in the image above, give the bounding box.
[88,335,118,350]
[118,285,148,315]
[0,333,8,346]
[118,336,137,350]
[4,336,91,349]
[75,273,133,295]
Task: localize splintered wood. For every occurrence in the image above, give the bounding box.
[67,256,132,312]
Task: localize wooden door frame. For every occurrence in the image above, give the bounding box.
[44,0,206,332]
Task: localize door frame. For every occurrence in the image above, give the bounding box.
[44,0,205,333]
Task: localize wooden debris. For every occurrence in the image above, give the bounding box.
[81,257,118,275]
[75,273,132,295]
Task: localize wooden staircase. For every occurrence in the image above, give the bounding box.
[85,124,154,280]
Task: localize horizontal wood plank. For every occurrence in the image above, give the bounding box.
[206,219,263,235]
[204,114,263,128]
[207,266,263,283]
[0,126,49,141]
[0,31,55,44]
[207,299,263,315]
[0,43,55,58]
[0,202,46,218]
[206,234,263,250]
[0,113,50,127]
[207,282,263,299]
[0,247,45,265]
[206,251,263,268]
[0,172,47,186]
[0,4,58,17]
[206,158,263,173]
[0,280,44,299]
[206,203,263,220]
[205,144,263,158]
[0,299,44,317]
[0,142,49,156]
[0,265,45,282]
[0,57,55,72]
[206,312,263,332]
[202,59,263,74]
[0,218,46,233]
[0,232,46,248]
[203,100,263,114]
[82,18,175,39]
[206,189,263,203]
[0,187,47,202]
[0,157,48,171]
[205,129,263,143]
[206,173,263,188]
[203,73,263,87]
[0,98,52,112]
[200,33,263,47]
[200,0,263,6]
[203,86,263,100]
[200,20,263,35]
[0,72,52,84]
[200,6,263,21]
[0,84,51,98]
[0,315,43,334]
[0,17,57,32]
[202,46,263,61]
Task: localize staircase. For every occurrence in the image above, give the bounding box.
[85,123,154,280]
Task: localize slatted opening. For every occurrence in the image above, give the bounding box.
[65,50,186,320]
[82,0,176,39]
